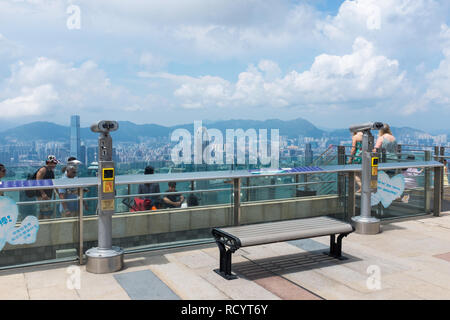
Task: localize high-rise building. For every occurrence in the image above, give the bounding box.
[80,143,87,165]
[305,143,313,165]
[87,146,97,165]
[70,115,81,160]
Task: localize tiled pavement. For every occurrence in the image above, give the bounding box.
[1,212,450,300]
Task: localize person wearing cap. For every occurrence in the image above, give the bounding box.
[58,164,84,217]
[62,157,82,174]
[36,155,59,219]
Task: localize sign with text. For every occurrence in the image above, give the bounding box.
[0,196,40,251]
[370,171,405,208]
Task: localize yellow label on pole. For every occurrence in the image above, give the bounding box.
[101,199,115,211]
[372,167,378,176]
[370,180,378,189]
[103,181,114,193]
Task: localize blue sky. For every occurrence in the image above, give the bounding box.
[0,0,450,132]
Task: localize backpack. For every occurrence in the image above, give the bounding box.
[25,167,47,198]
[187,194,199,207]
[131,197,152,212]
[25,169,39,197]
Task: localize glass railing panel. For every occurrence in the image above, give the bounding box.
[0,191,81,269]
[99,178,234,253]
[370,168,428,220]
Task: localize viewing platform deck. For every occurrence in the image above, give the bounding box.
[1,211,449,300]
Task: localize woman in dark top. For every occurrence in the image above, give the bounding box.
[36,155,58,219]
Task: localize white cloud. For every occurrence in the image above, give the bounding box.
[0,57,135,119]
[160,37,407,110]
[424,49,450,105]
[0,0,449,125]
[1,0,318,60]
[139,52,167,71]
[0,33,21,59]
[0,85,58,117]
[317,0,446,57]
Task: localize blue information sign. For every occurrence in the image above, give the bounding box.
[0,179,53,188]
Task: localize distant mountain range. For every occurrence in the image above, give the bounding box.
[0,118,438,144]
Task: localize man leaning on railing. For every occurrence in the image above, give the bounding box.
[162,181,185,208]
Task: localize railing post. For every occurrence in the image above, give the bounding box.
[246,177,250,202]
[347,171,356,221]
[337,146,346,207]
[424,150,432,213]
[397,144,402,161]
[434,166,443,217]
[337,146,346,165]
[233,178,241,226]
[434,146,439,160]
[78,187,84,265]
[381,148,387,163]
[440,146,445,200]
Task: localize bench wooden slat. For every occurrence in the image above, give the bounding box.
[215,217,352,247]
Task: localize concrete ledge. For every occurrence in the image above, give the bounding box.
[3,195,342,252]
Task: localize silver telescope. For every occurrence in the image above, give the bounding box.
[349,122,384,133]
[90,120,119,134]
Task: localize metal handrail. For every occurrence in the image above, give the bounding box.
[313,144,335,163]
[241,180,335,190]
[11,179,337,207]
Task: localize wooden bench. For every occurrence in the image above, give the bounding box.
[211,216,354,279]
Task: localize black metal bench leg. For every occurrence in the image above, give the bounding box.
[329,234,336,256]
[326,233,349,260]
[214,241,238,280]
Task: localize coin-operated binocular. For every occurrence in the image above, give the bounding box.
[86,120,124,274]
[349,122,384,234]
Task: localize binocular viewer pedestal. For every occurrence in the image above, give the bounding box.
[86,247,124,274]
[351,216,381,235]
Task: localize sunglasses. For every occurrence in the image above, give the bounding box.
[0,169,5,172]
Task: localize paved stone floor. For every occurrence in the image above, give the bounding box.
[1,212,450,300]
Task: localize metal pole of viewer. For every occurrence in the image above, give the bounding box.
[85,121,124,274]
[350,122,383,235]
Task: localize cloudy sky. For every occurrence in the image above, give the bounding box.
[0,0,450,131]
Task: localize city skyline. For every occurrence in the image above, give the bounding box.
[0,1,450,131]
[0,112,447,169]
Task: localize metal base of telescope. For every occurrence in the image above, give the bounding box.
[85,246,124,274]
[351,216,381,235]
